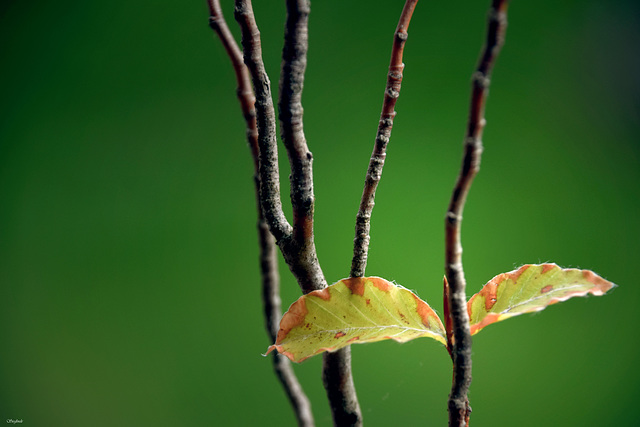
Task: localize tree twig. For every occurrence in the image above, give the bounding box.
[260,220,315,427]
[277,1,364,424]
[444,1,509,426]
[279,0,314,245]
[234,0,293,244]
[278,0,327,295]
[233,1,364,425]
[208,2,314,425]
[322,347,362,426]
[234,0,326,295]
[350,0,419,278]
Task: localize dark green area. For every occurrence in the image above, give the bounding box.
[1,1,638,425]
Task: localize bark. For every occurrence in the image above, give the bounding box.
[350,0,419,278]
[445,1,510,426]
[208,2,313,425]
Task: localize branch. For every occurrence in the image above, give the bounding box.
[260,221,315,427]
[278,0,327,295]
[208,2,313,426]
[234,0,293,243]
[444,1,509,426]
[322,348,362,426]
[279,2,361,424]
[279,0,313,244]
[207,0,258,166]
[350,0,419,278]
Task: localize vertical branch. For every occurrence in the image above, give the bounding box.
[208,2,314,426]
[279,2,361,424]
[350,0,419,278]
[233,1,364,425]
[322,348,361,426]
[278,0,327,294]
[444,1,509,426]
[234,0,293,244]
[260,221,315,427]
[235,0,325,295]
[279,0,313,244]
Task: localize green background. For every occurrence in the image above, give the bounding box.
[2,0,639,425]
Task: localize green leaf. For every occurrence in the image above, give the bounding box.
[467,263,616,335]
[266,277,446,363]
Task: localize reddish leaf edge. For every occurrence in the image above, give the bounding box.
[265,265,616,362]
[264,277,447,363]
[467,263,616,335]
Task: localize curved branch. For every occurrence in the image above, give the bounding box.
[208,2,313,426]
[350,0,419,278]
[207,0,257,156]
[234,0,292,243]
[278,0,326,295]
[279,0,313,244]
[260,221,315,427]
[279,2,360,424]
[445,1,509,426]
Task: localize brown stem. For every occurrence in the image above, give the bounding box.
[234,0,292,243]
[277,0,327,295]
[234,0,326,295]
[350,0,419,278]
[277,1,362,423]
[260,220,315,427]
[208,2,313,426]
[278,0,362,426]
[322,348,362,427]
[279,0,314,245]
[232,1,365,425]
[444,1,509,426]
[443,276,454,358]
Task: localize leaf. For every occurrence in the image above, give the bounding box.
[467,263,615,335]
[266,277,446,363]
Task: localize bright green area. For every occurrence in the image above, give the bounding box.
[270,277,446,363]
[2,0,639,426]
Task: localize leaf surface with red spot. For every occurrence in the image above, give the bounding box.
[467,264,615,335]
[266,277,446,363]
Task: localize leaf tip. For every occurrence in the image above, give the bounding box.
[581,269,616,294]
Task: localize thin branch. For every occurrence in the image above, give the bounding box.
[208,2,313,426]
[445,1,509,426]
[279,2,361,424]
[322,348,362,426]
[207,0,257,159]
[350,0,419,278]
[279,0,313,244]
[278,0,327,295]
[234,0,293,243]
[260,221,315,427]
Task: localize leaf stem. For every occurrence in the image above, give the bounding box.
[350,0,419,278]
[208,2,313,425]
[445,1,509,426]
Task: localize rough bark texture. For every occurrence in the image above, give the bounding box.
[208,2,314,426]
[233,1,365,425]
[322,348,362,427]
[277,1,363,424]
[234,0,292,243]
[259,219,315,427]
[351,0,419,278]
[277,0,327,295]
[445,1,509,426]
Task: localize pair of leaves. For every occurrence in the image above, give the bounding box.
[266,264,615,363]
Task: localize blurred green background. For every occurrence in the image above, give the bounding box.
[2,0,639,425]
